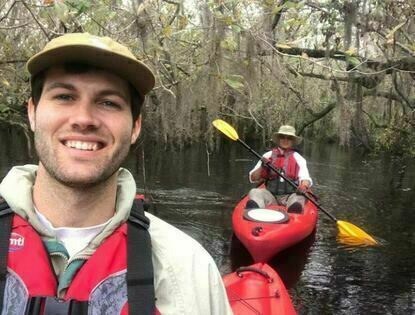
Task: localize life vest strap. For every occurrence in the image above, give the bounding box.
[127,199,155,315]
[0,200,13,312]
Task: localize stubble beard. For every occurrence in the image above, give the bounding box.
[34,129,132,189]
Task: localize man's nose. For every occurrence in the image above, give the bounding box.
[68,102,101,130]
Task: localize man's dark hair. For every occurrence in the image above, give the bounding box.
[30,63,143,122]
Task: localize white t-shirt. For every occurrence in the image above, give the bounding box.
[35,209,109,257]
[249,149,313,185]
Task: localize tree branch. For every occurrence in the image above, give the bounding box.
[297,77,341,135]
[21,1,50,40]
[271,0,289,31]
[272,44,415,73]
[0,1,17,23]
[161,0,180,26]
[162,0,179,5]
[363,89,415,104]
[287,67,349,81]
[175,64,190,77]
[0,59,27,65]
[375,30,415,58]
[297,101,336,135]
[304,1,336,17]
[0,22,29,29]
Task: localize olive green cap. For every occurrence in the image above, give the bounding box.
[27,33,155,96]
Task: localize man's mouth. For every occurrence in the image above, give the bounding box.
[63,140,102,151]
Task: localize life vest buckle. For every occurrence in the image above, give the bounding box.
[44,297,70,315]
[26,296,88,315]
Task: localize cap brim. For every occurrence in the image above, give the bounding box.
[27,45,155,96]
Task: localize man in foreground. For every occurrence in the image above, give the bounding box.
[247,125,313,213]
[0,33,232,314]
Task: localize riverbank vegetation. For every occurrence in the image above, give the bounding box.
[0,0,414,156]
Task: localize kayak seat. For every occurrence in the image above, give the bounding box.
[243,208,289,224]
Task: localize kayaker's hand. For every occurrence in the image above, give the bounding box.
[296,183,309,195]
[260,158,270,179]
[260,157,270,167]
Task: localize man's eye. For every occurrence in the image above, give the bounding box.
[55,94,73,101]
[101,100,121,109]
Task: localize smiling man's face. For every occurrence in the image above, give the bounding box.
[28,66,141,188]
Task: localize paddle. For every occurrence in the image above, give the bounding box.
[212,119,378,246]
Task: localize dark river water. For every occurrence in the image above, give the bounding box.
[1,129,414,314]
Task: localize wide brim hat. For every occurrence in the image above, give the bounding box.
[27,33,155,97]
[272,125,302,145]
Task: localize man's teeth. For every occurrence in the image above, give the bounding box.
[65,141,99,151]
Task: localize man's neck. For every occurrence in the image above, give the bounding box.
[32,167,118,228]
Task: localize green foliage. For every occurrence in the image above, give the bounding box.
[54,2,70,22]
[272,1,294,13]
[220,38,238,52]
[345,55,361,68]
[373,126,415,157]
[224,75,245,91]
[65,0,91,16]
[0,104,9,114]
[52,0,91,24]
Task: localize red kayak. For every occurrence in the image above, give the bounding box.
[233,187,318,262]
[223,263,296,315]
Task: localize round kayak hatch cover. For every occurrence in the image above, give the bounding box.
[244,208,289,223]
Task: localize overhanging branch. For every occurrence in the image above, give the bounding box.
[0,59,27,65]
[297,101,336,135]
[272,44,415,73]
[287,67,349,81]
[0,1,17,23]
[271,0,289,31]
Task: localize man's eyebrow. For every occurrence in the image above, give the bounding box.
[44,84,129,103]
[45,82,76,92]
[97,90,130,103]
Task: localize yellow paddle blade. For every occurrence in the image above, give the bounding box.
[212,119,239,141]
[337,220,378,245]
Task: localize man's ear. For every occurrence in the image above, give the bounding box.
[27,98,36,132]
[131,115,142,144]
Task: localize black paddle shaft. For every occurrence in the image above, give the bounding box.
[237,138,338,222]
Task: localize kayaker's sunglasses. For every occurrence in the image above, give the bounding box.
[278,135,295,140]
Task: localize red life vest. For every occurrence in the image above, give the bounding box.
[261,148,300,181]
[1,201,160,315]
[261,148,300,195]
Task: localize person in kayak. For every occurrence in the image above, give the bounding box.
[0,33,232,315]
[246,125,313,213]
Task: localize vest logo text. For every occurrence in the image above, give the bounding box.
[9,233,25,252]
